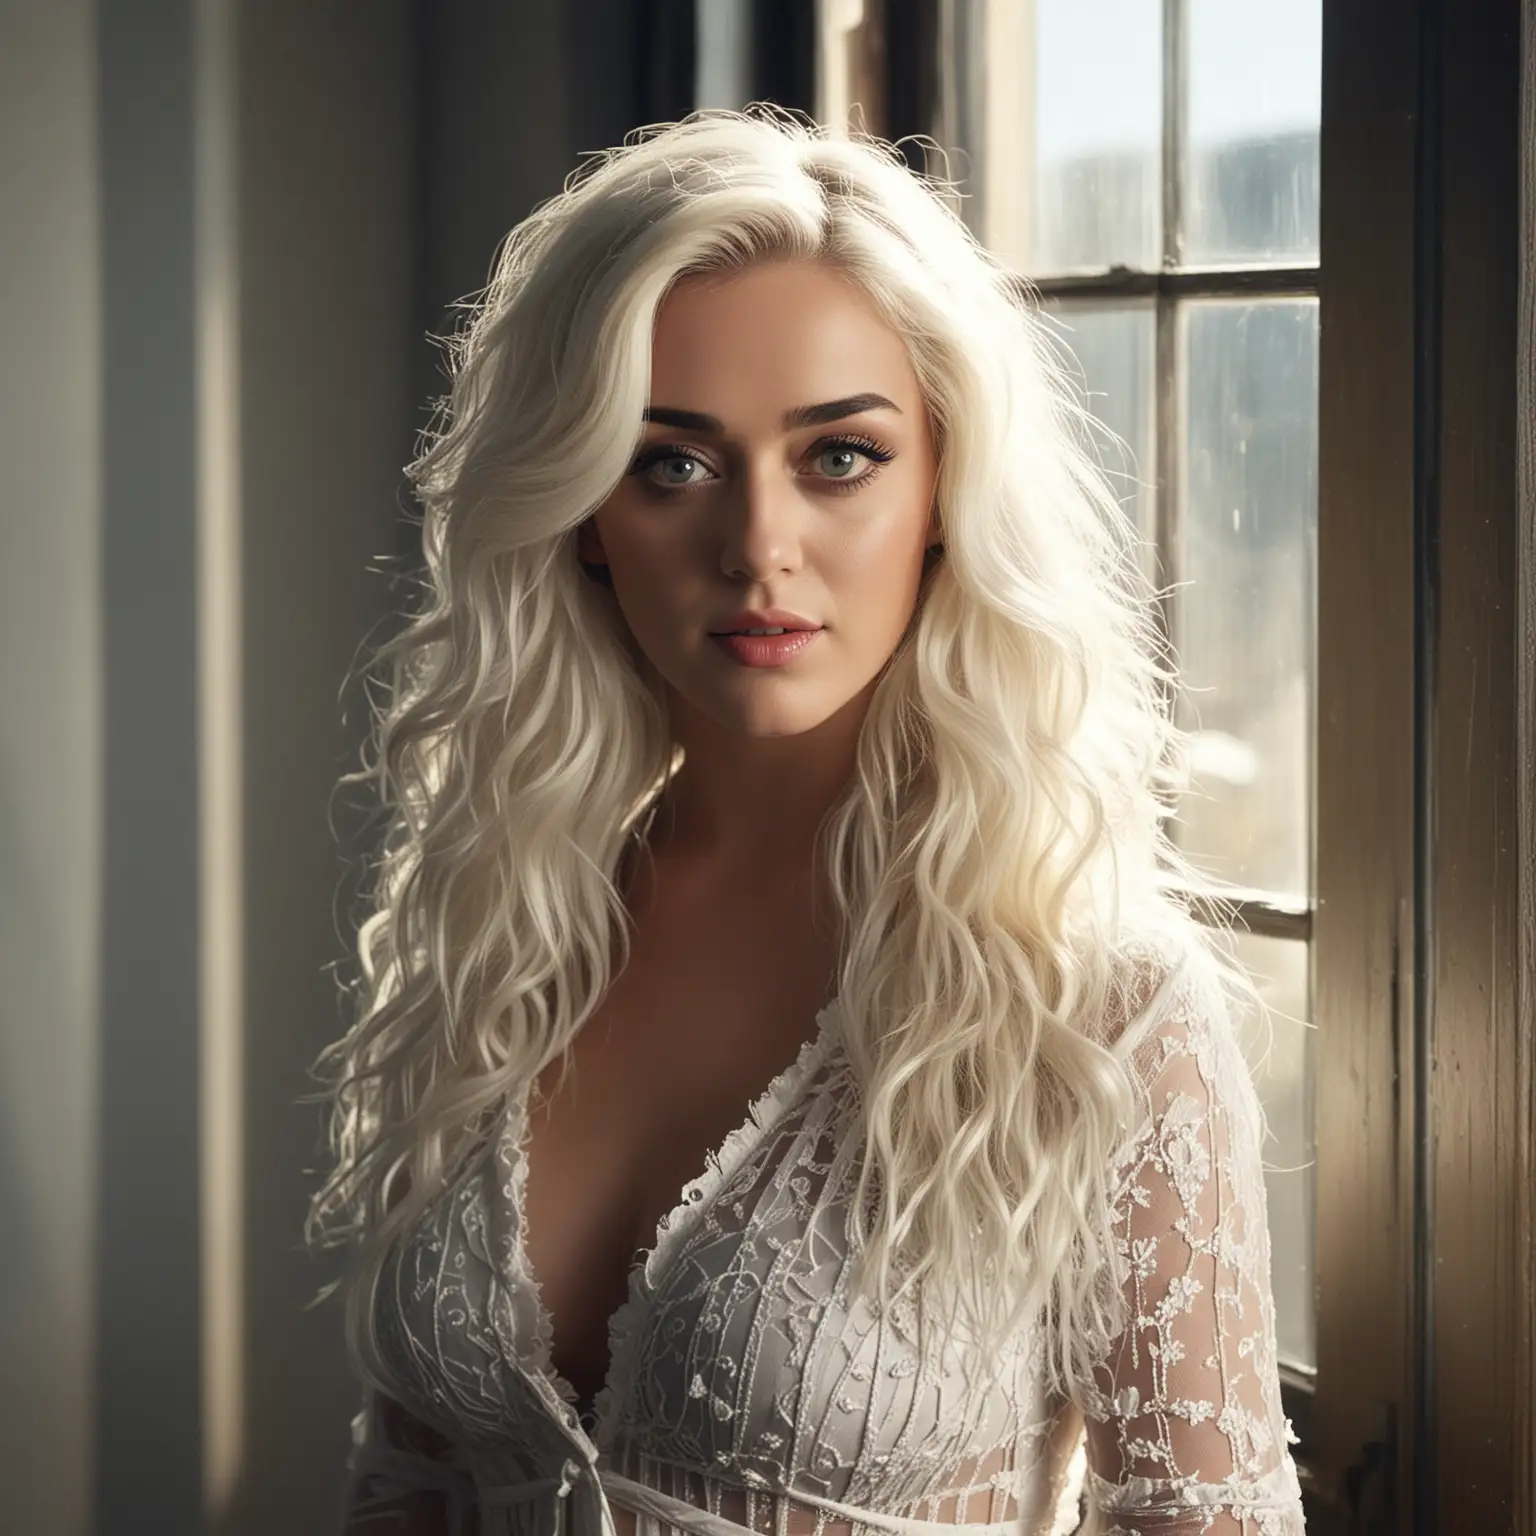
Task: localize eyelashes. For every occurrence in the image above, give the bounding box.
[628,433,897,496]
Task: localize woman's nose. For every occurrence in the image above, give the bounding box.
[717,462,806,580]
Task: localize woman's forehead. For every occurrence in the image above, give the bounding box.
[648,262,921,419]
[655,258,875,324]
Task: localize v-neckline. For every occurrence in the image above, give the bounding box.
[501,994,845,1456]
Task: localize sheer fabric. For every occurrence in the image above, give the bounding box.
[343,940,1304,1536]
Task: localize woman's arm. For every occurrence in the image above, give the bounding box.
[341,1389,467,1534]
[1078,955,1306,1533]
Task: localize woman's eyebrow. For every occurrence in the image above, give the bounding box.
[783,393,903,428]
[640,393,903,435]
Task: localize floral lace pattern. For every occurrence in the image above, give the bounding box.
[345,941,1305,1536]
[1076,949,1306,1534]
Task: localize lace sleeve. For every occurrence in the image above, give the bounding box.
[1077,953,1306,1535]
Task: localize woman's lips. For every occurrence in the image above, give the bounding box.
[709,629,823,667]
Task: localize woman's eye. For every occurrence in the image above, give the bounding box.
[651,454,708,486]
[632,437,891,493]
[630,447,715,489]
[815,446,863,479]
[807,437,893,488]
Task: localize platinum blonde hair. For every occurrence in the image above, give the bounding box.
[305,105,1273,1412]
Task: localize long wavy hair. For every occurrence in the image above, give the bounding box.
[305,105,1273,1412]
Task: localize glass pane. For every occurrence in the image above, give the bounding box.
[1184,0,1322,265]
[1039,302,1158,586]
[1173,299,1317,899]
[1229,931,1315,1376]
[974,0,1161,276]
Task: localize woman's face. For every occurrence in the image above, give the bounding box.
[579,259,940,741]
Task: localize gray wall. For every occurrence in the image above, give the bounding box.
[0,1,669,1531]
[0,2,103,1531]
[412,0,668,408]
[230,4,658,1522]
[228,6,417,1531]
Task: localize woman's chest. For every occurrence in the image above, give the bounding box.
[376,1011,1049,1525]
[517,925,845,1415]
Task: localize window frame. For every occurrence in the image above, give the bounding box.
[1315,0,1531,1529]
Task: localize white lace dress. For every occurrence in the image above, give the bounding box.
[344,942,1306,1536]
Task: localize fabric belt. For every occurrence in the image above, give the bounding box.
[594,1467,1024,1536]
[377,1445,1031,1536]
[479,1456,1026,1536]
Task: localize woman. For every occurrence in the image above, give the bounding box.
[307,107,1306,1536]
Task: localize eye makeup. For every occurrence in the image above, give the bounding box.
[627,433,898,496]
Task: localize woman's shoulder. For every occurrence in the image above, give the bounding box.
[1085,927,1210,1055]
[1087,929,1263,1144]
[378,1099,511,1227]
[1094,929,1273,1199]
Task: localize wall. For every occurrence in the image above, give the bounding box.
[0,1,103,1530]
[0,1,695,1529]
[224,4,417,1530]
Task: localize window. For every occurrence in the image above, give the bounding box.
[957,0,1321,1470]
[817,4,1535,1527]
[822,0,1323,1503]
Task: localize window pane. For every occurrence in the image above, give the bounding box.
[1173,299,1317,899]
[1039,302,1158,585]
[976,0,1155,276]
[1183,0,1322,265]
[1229,930,1315,1376]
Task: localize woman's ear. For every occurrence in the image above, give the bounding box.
[577,516,606,562]
[921,504,945,577]
[577,517,614,588]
